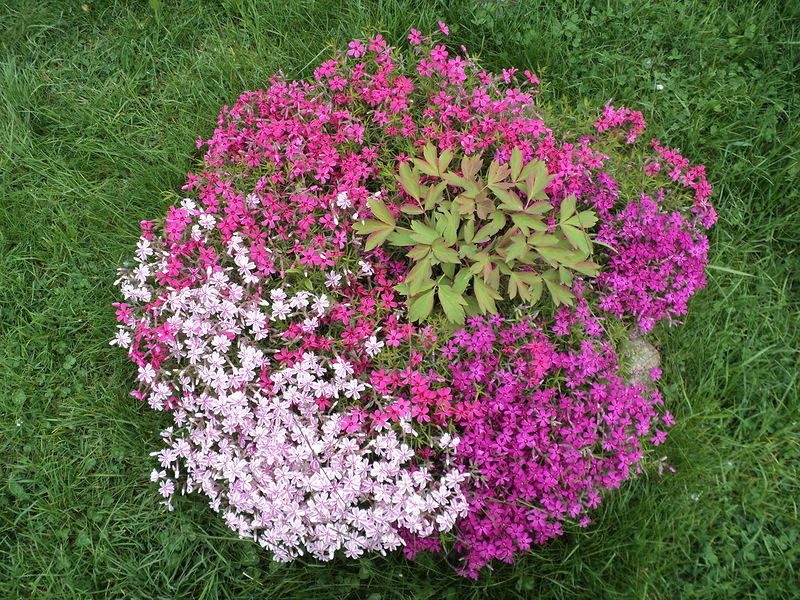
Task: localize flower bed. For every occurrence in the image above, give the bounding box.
[112,24,714,577]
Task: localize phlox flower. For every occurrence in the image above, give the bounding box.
[408,28,422,45]
[114,24,709,578]
[364,335,384,357]
[347,40,365,58]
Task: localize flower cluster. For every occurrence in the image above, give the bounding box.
[594,191,710,333]
[404,315,664,576]
[113,26,713,577]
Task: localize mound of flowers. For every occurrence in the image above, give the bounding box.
[112,24,714,578]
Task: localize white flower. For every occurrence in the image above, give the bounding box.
[135,238,154,261]
[342,379,367,400]
[198,213,216,230]
[271,300,290,320]
[137,363,156,384]
[324,271,342,289]
[335,191,352,209]
[110,328,132,348]
[364,335,384,357]
[289,291,311,309]
[300,317,319,333]
[358,260,374,276]
[311,294,331,316]
[656,83,664,90]
[330,357,354,380]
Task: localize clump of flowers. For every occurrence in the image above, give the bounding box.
[112,24,713,578]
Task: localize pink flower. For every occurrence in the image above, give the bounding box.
[347,39,365,58]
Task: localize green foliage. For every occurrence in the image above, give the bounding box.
[354,145,599,323]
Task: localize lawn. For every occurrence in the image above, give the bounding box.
[1,0,798,598]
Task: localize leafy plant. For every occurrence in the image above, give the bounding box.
[354,144,600,323]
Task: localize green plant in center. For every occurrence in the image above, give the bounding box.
[354,144,600,323]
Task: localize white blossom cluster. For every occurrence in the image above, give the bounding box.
[112,201,469,560]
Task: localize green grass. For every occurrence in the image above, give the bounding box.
[1,0,797,598]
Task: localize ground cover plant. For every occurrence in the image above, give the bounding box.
[110,22,713,577]
[1,0,798,598]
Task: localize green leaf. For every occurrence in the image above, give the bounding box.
[424,181,447,211]
[413,157,439,177]
[511,212,546,236]
[406,244,431,261]
[460,218,475,243]
[431,239,461,264]
[442,172,469,189]
[400,203,424,215]
[560,223,592,254]
[528,232,561,247]
[565,210,598,228]
[406,257,433,296]
[397,162,420,200]
[514,271,542,285]
[454,194,476,216]
[438,284,467,324]
[409,220,439,245]
[463,294,481,317]
[475,191,496,220]
[487,158,511,185]
[387,228,416,247]
[543,275,574,306]
[460,155,483,180]
[443,205,460,245]
[509,147,524,181]
[469,251,493,280]
[453,268,473,294]
[393,281,409,295]
[408,288,436,321]
[571,260,602,277]
[459,243,478,259]
[528,278,543,303]
[365,227,393,250]
[523,160,554,200]
[445,172,480,197]
[559,194,576,223]
[473,277,501,314]
[423,143,439,171]
[559,266,573,285]
[369,196,396,226]
[525,201,553,215]
[353,219,391,235]
[492,186,524,211]
[487,264,501,290]
[536,245,575,267]
[352,219,394,250]
[507,271,527,300]
[505,234,529,263]
[472,212,506,244]
[438,147,454,174]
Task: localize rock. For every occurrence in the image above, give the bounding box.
[622,335,661,388]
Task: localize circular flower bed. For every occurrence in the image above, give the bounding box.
[112,24,714,577]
